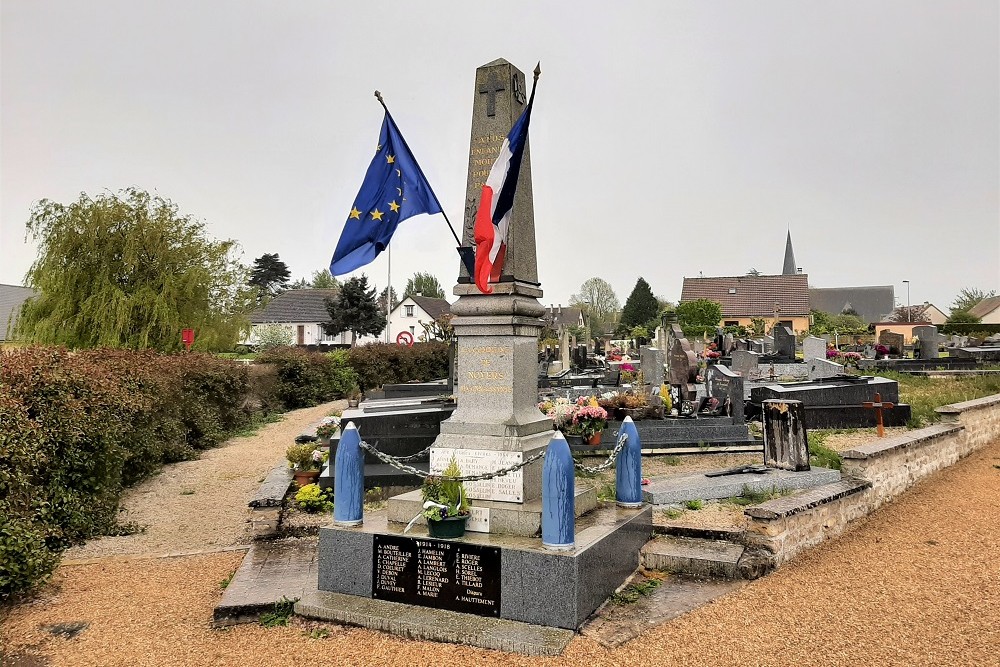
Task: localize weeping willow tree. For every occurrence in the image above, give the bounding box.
[17,188,253,351]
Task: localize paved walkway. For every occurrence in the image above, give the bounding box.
[2,439,998,666]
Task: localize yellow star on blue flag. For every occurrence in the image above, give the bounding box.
[330,112,443,276]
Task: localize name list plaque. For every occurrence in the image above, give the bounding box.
[372,534,501,617]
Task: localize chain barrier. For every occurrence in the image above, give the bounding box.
[355,431,630,481]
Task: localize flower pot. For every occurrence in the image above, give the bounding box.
[293,469,320,488]
[587,432,602,446]
[427,514,469,539]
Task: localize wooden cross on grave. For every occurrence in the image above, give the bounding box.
[862,392,895,437]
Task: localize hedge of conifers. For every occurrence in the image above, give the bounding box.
[0,342,448,599]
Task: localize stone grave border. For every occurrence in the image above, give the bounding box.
[743,393,1000,568]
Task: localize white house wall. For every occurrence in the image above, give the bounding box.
[245,322,350,346]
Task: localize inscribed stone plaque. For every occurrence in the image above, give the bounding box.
[372,534,501,617]
[430,448,524,502]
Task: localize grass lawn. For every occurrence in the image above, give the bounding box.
[869,370,1000,427]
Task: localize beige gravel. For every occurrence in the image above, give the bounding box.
[819,426,909,452]
[3,438,997,666]
[62,400,346,560]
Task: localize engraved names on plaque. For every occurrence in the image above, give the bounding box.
[372,534,501,616]
[430,448,523,502]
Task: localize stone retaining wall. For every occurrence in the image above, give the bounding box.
[745,392,1000,566]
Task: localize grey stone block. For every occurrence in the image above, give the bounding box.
[641,536,745,579]
[318,525,372,597]
[643,467,842,504]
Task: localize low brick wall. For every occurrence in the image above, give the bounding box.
[745,392,1000,566]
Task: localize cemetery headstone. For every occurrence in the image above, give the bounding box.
[749,339,765,353]
[560,328,571,368]
[668,337,698,399]
[807,358,843,380]
[721,333,734,355]
[878,331,905,357]
[707,364,744,421]
[640,346,665,388]
[773,326,796,360]
[762,399,810,471]
[762,335,774,353]
[731,349,761,379]
[802,336,827,361]
[912,325,939,360]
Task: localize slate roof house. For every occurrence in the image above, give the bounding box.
[543,304,584,331]
[969,296,1000,324]
[386,294,452,343]
[0,284,38,343]
[680,274,811,333]
[246,288,349,347]
[809,286,895,323]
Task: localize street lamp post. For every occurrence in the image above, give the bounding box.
[902,280,910,322]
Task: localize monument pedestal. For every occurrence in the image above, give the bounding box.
[313,504,652,630]
[386,480,598,537]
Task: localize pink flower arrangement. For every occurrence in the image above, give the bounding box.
[620,363,636,372]
[826,348,841,359]
[572,404,609,438]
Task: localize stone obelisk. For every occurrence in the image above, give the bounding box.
[430,59,550,509]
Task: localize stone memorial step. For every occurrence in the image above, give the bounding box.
[642,466,842,505]
[641,536,745,579]
[295,589,574,656]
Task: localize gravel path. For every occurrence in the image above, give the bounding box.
[3,437,997,666]
[62,400,346,560]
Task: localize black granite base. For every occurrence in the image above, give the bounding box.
[317,505,652,630]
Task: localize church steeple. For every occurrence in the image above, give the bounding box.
[782,230,798,275]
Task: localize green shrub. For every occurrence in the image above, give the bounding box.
[347,341,449,392]
[0,510,60,599]
[256,346,358,408]
[0,345,280,599]
[294,483,333,513]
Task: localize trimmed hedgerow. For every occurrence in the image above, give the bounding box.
[0,347,260,599]
[347,341,449,392]
[256,346,359,408]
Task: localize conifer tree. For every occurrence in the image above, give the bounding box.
[323,275,386,347]
[620,277,659,329]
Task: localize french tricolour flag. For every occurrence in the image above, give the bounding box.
[474,67,539,294]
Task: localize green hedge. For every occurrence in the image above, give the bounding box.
[939,323,1000,336]
[347,341,450,392]
[0,347,272,598]
[256,346,359,408]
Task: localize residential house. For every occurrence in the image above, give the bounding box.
[544,304,584,331]
[680,274,811,333]
[246,288,350,347]
[809,286,895,323]
[873,321,935,341]
[0,284,38,344]
[385,294,452,343]
[968,296,1000,324]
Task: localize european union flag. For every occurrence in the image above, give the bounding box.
[330,112,443,276]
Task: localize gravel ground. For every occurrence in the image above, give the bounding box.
[3,438,997,666]
[819,426,909,452]
[62,400,346,560]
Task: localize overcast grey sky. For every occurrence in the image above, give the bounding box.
[2,1,997,313]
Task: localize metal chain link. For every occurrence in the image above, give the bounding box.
[365,442,431,462]
[572,431,629,474]
[356,431,630,480]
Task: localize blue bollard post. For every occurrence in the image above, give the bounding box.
[615,416,643,508]
[542,431,575,550]
[334,421,364,526]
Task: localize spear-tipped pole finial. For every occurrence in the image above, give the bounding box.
[534,62,541,81]
[374,90,388,111]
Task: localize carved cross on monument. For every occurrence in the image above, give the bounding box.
[478,70,505,117]
[862,392,895,437]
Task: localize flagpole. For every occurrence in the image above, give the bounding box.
[374,90,463,249]
[386,245,391,344]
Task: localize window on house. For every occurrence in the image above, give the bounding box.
[405,305,414,317]
[409,326,415,335]
[724,321,739,327]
